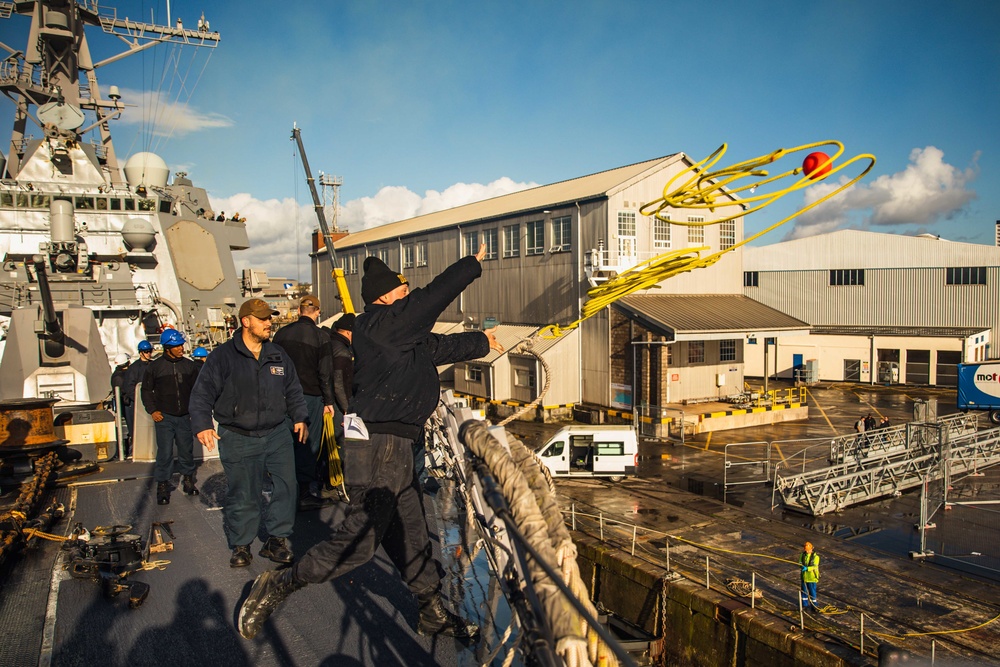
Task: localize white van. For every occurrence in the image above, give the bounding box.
[535,425,638,482]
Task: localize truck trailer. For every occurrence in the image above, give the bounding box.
[957,362,1000,424]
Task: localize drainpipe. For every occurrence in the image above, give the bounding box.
[576,202,584,405]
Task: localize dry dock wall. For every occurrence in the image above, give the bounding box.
[574,533,869,667]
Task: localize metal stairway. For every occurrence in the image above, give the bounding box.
[776,420,1000,516]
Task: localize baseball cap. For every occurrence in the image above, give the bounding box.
[239,298,279,320]
[300,295,320,310]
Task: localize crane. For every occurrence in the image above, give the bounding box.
[291,124,355,315]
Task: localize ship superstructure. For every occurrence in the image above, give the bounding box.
[0,1,248,402]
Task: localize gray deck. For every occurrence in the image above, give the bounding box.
[2,459,493,667]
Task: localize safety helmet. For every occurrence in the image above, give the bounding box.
[192,346,208,358]
[114,353,130,366]
[160,329,187,348]
[137,340,153,352]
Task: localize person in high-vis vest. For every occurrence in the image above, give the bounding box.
[799,541,820,610]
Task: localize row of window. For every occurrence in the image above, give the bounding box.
[1,192,158,212]
[617,212,736,253]
[744,267,990,287]
[343,216,574,273]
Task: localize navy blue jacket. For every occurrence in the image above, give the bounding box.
[350,255,490,438]
[189,329,308,435]
[272,315,335,404]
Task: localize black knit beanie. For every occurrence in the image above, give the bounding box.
[334,312,356,332]
[361,257,408,304]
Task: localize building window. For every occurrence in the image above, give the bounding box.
[503,224,519,258]
[720,339,736,362]
[416,241,427,267]
[514,367,536,388]
[348,253,358,274]
[376,248,391,268]
[666,344,673,365]
[463,231,479,257]
[402,244,414,269]
[482,228,498,260]
[653,217,671,249]
[526,220,544,256]
[687,217,705,245]
[720,219,736,250]
[618,211,636,258]
[830,269,865,286]
[744,271,759,287]
[688,341,705,364]
[466,365,483,383]
[552,216,571,252]
[946,267,986,285]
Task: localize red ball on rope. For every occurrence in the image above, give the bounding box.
[802,152,833,179]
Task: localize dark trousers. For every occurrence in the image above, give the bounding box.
[153,413,195,482]
[293,432,440,595]
[122,402,134,457]
[294,394,324,491]
[218,425,297,548]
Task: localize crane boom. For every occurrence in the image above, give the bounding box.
[291,124,355,315]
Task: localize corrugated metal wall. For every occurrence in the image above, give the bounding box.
[750,267,1000,344]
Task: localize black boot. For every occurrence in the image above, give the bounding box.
[258,536,293,564]
[238,567,305,639]
[156,481,170,505]
[417,591,479,639]
[182,474,199,496]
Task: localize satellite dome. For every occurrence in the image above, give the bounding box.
[121,217,156,251]
[123,152,169,189]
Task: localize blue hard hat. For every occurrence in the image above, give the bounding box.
[192,346,208,358]
[137,340,153,352]
[160,329,186,348]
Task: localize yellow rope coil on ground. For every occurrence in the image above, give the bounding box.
[538,141,875,339]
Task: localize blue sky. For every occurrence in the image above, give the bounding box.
[4,1,998,280]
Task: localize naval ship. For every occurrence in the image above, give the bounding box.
[0,0,248,407]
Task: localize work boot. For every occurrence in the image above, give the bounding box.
[258,536,293,564]
[238,567,305,639]
[156,481,170,505]
[230,545,253,568]
[416,591,480,639]
[182,474,199,496]
[297,491,333,511]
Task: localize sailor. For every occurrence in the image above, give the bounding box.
[325,312,355,494]
[141,329,202,505]
[192,346,209,364]
[121,340,154,458]
[189,298,308,568]
[272,295,335,511]
[238,245,502,641]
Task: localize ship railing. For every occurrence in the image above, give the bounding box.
[96,8,222,47]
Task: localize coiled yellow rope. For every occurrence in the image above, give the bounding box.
[538,141,875,338]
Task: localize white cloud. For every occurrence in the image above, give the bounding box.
[783,146,978,240]
[216,177,537,281]
[118,88,232,137]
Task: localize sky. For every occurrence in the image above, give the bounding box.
[4,1,999,281]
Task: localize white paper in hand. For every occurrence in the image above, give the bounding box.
[343,413,370,441]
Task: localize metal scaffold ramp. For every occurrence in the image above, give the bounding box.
[775,417,1000,516]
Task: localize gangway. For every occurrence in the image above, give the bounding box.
[775,425,1000,516]
[827,413,979,466]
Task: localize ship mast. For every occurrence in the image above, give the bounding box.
[0,0,220,183]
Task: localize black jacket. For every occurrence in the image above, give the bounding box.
[350,255,490,438]
[272,316,335,404]
[189,329,308,435]
[141,355,201,417]
[121,358,149,406]
[328,329,353,414]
